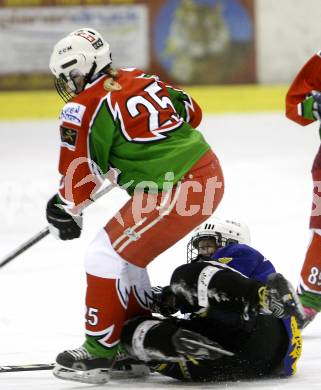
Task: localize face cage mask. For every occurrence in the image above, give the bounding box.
[54,62,98,103]
[186,233,239,263]
[54,77,75,103]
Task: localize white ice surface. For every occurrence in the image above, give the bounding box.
[0,112,320,389]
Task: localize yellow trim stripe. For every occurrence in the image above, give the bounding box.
[0,84,287,120]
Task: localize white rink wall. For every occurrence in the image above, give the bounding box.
[256,0,321,83]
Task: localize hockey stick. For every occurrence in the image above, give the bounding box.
[0,361,150,381]
[0,363,54,373]
[0,227,50,269]
[0,343,233,373]
[180,338,235,357]
[0,183,115,269]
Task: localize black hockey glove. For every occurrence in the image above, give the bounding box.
[150,286,178,316]
[259,273,305,322]
[46,194,82,240]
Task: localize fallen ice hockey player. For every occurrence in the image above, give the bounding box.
[119,217,304,382]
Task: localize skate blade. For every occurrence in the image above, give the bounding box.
[53,364,110,384]
[110,364,150,379]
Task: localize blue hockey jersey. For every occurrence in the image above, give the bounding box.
[210,243,276,283]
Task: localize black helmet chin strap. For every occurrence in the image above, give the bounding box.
[84,61,97,85]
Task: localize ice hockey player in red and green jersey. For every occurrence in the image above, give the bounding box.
[286,51,321,328]
[46,28,224,384]
[57,67,211,203]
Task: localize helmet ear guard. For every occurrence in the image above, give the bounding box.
[187,216,251,263]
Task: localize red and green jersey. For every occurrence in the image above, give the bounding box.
[286,52,321,126]
[57,68,210,208]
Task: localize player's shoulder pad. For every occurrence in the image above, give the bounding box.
[60,79,111,128]
[120,67,146,76]
[120,67,139,72]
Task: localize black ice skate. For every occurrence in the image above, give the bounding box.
[111,349,150,379]
[261,273,305,323]
[53,346,113,384]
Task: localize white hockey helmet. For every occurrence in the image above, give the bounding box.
[187,216,251,262]
[49,28,112,101]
